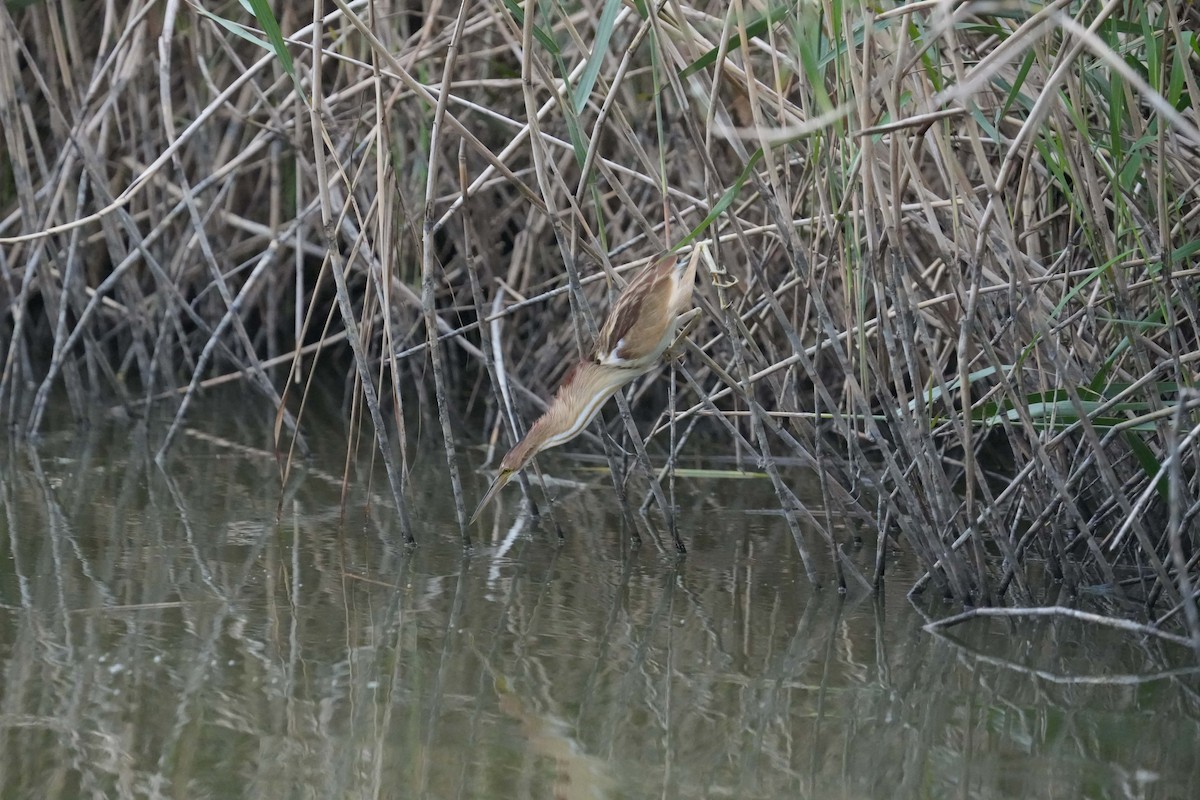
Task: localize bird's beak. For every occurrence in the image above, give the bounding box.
[469,469,515,524]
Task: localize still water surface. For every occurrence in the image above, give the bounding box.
[1,397,1197,799]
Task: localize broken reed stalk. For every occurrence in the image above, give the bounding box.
[2,0,1200,638]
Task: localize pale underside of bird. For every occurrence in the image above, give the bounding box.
[471,249,700,522]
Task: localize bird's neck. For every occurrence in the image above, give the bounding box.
[503,361,625,471]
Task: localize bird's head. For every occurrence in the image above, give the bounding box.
[469,436,539,524]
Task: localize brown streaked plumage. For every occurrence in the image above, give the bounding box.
[471,250,700,523]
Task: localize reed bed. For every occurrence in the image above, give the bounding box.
[2,0,1199,642]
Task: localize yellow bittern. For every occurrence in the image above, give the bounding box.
[471,249,700,522]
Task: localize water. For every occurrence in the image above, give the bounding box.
[1,395,1197,799]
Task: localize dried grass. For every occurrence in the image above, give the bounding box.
[3,0,1200,642]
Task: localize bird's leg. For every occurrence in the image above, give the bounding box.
[663,308,703,362]
[697,242,738,310]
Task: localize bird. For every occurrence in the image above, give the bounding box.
[470,248,701,523]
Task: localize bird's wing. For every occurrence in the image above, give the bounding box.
[594,256,677,368]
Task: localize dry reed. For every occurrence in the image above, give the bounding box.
[2,0,1199,643]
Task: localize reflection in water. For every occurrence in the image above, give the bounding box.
[490,675,616,800]
[1,401,1198,799]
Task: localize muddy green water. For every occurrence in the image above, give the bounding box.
[1,395,1197,799]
